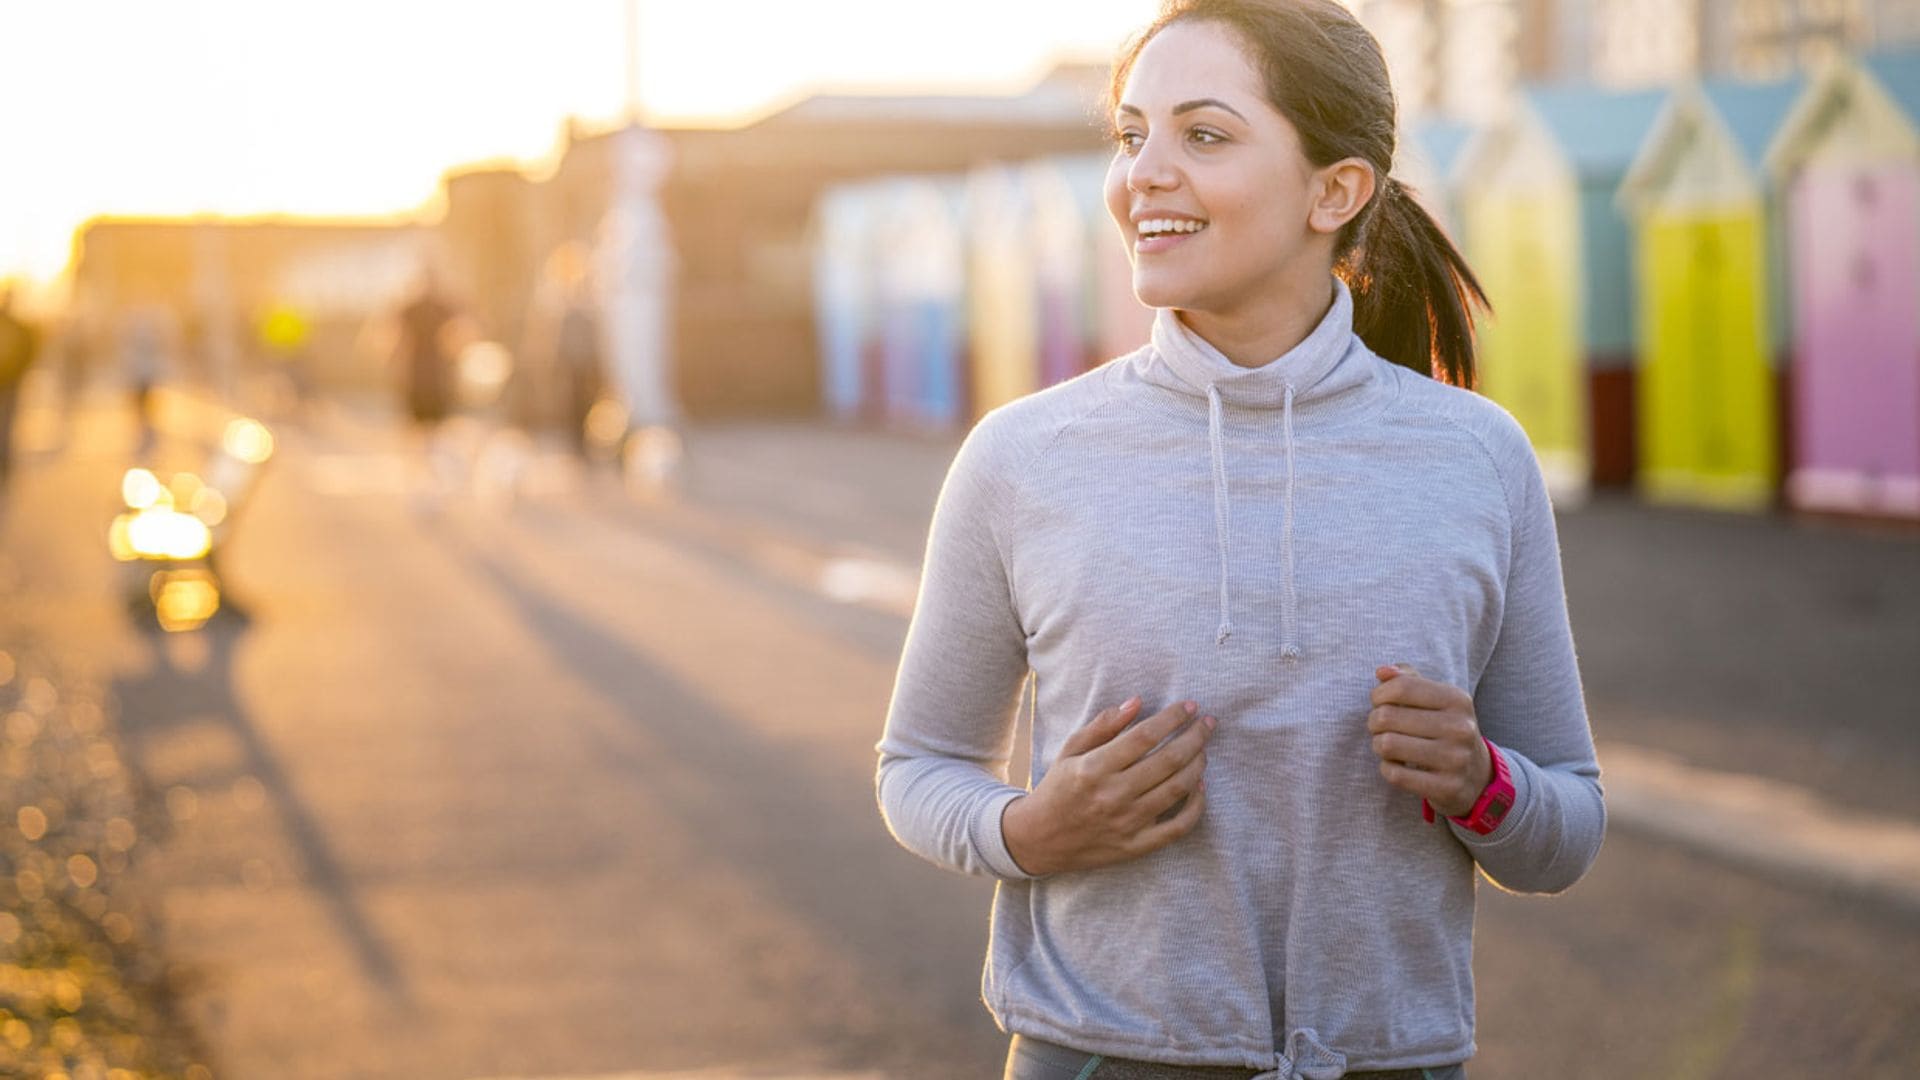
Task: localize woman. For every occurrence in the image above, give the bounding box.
[875,2,1604,1078]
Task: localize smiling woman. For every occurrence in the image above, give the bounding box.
[1103,2,1487,386]
[875,2,1604,1078]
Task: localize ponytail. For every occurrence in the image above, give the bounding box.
[1338,177,1490,390]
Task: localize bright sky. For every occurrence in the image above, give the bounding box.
[0,0,1166,296]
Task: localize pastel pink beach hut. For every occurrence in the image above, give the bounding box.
[1767,51,1920,519]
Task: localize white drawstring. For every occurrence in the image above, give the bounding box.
[1280,384,1301,661]
[1206,383,1233,645]
[1209,381,1302,657]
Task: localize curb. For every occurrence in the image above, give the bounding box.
[1602,741,1920,914]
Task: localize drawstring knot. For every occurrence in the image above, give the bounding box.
[1250,1027,1348,1080]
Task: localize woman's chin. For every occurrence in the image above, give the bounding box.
[1131,275,1199,311]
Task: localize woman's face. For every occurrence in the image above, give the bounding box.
[1104,19,1327,316]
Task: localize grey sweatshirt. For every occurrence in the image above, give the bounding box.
[875,276,1604,1079]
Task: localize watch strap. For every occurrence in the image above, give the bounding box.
[1421,738,1514,835]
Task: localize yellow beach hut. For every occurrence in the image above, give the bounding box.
[1455,99,1587,502]
[1455,88,1668,500]
[1617,75,1806,511]
[964,163,1043,418]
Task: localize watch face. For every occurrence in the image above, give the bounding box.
[1488,794,1512,822]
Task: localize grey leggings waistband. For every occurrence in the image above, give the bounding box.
[1004,1034,1467,1080]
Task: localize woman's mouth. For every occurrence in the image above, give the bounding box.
[1135,217,1209,254]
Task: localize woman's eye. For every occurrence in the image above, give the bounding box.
[1109,127,1223,154]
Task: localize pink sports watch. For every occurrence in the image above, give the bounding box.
[1422,738,1514,835]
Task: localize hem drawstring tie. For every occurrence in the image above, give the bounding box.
[1251,1027,1348,1080]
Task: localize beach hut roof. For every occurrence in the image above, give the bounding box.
[1525,85,1670,177]
[1766,51,1920,174]
[1863,49,1920,118]
[1701,74,1808,167]
[1407,117,1477,178]
[1617,73,1804,212]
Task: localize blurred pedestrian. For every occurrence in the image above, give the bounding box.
[525,242,604,459]
[55,317,94,443]
[258,299,316,423]
[388,267,473,506]
[118,300,175,458]
[876,4,1602,1079]
[0,282,39,497]
[595,123,682,491]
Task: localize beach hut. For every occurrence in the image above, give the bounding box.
[966,153,1151,419]
[1453,101,1587,502]
[1617,74,1805,511]
[811,182,885,422]
[1455,87,1667,498]
[964,164,1042,418]
[1401,116,1477,236]
[1054,152,1157,366]
[874,177,970,429]
[1028,159,1097,389]
[1766,51,1920,519]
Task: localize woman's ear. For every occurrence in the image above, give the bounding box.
[1307,159,1377,235]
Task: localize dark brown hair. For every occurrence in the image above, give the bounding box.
[1108,0,1489,388]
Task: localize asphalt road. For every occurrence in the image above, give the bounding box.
[2,391,1917,1079]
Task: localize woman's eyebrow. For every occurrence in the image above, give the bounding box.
[1116,98,1250,124]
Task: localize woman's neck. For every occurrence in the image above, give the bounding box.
[1175,273,1338,370]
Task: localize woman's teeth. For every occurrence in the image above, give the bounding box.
[1139,219,1208,238]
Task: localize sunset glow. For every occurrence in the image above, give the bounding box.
[1,0,1162,296]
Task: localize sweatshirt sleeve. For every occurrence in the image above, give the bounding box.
[875,418,1037,880]
[1456,422,1606,894]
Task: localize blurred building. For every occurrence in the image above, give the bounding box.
[68,218,428,392]
[1357,0,1920,119]
[448,61,1114,418]
[437,167,541,355]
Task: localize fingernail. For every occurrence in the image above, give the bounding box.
[1184,701,1198,716]
[1204,715,1217,730]
[1121,696,1140,710]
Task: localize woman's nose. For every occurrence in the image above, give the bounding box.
[1127,134,1181,193]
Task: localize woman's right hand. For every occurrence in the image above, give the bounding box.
[1001,697,1214,876]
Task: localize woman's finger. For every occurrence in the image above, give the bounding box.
[1090,700,1197,773]
[1139,746,1208,821]
[1133,780,1208,854]
[1369,673,1465,711]
[1061,697,1141,757]
[1377,759,1451,802]
[1369,731,1462,773]
[1367,703,1459,738]
[1119,713,1213,796]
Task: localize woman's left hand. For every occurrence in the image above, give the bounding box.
[1368,663,1492,819]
